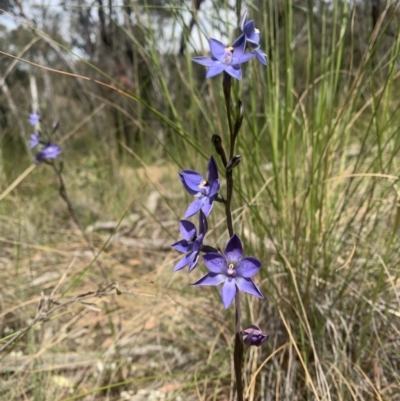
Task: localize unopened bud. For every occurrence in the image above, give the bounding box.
[212,134,222,148]
[211,134,228,166]
[226,155,241,172]
[242,325,269,347]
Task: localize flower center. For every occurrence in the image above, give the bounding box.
[222,47,234,65]
[198,180,210,195]
[255,28,260,34]
[227,263,236,277]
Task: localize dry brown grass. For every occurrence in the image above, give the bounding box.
[0,161,240,400]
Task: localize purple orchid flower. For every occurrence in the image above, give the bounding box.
[242,325,269,347]
[179,156,220,218]
[192,234,264,308]
[35,143,61,164]
[29,133,40,148]
[192,36,254,80]
[172,210,208,272]
[29,112,40,126]
[239,13,260,46]
[234,13,267,66]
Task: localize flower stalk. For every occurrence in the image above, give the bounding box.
[173,11,269,400]
[27,113,108,282]
[212,73,246,401]
[222,71,244,401]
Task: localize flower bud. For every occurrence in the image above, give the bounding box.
[242,325,269,347]
[211,134,222,148]
[226,155,241,172]
[211,134,228,166]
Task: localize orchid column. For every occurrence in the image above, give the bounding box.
[172,13,268,401]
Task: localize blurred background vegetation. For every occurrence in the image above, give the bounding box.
[1,0,400,400]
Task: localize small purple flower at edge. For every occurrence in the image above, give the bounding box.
[179,156,220,218]
[192,234,264,308]
[35,143,61,164]
[29,112,40,126]
[29,133,40,148]
[172,211,208,272]
[236,12,267,66]
[192,35,254,80]
[242,325,269,347]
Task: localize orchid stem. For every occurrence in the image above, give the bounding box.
[234,293,244,400]
[222,72,244,401]
[223,72,235,159]
[51,162,109,282]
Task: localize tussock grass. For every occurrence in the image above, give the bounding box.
[1,0,400,400]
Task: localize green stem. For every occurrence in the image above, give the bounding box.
[222,71,244,401]
[223,72,235,159]
[51,162,109,282]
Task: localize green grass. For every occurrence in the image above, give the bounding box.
[1,0,400,399]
